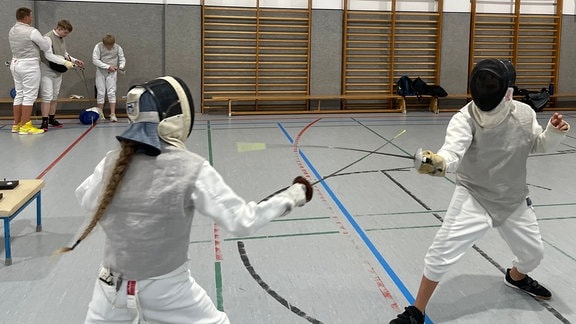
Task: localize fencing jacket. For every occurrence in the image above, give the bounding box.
[40,30,71,68]
[8,22,50,60]
[438,100,567,226]
[92,42,125,71]
[76,143,299,280]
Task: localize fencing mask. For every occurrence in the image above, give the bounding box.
[116,76,194,156]
[470,59,516,111]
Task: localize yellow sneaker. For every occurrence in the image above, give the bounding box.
[18,121,45,135]
[11,123,20,133]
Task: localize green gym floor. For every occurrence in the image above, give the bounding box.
[1,111,575,324]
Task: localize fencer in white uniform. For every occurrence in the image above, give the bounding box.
[390,59,570,324]
[71,76,313,324]
[8,7,66,134]
[92,35,126,121]
[39,20,85,130]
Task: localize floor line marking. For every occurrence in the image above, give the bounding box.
[383,170,571,324]
[279,121,409,310]
[36,124,96,179]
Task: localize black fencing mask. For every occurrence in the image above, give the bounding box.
[470,59,516,111]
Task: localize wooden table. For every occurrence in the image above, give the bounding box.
[0,179,45,266]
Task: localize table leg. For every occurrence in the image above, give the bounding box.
[36,192,42,232]
[3,218,11,266]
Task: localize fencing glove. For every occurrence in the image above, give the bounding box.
[417,150,446,176]
[64,60,74,70]
[276,176,313,212]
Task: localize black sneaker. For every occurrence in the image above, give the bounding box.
[40,119,48,131]
[49,118,63,128]
[390,306,424,324]
[505,268,552,300]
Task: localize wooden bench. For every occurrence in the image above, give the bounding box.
[209,94,405,116]
[0,97,126,104]
[0,179,44,266]
[401,95,443,114]
[434,93,576,112]
[434,94,472,113]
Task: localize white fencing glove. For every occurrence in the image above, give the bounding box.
[417,150,446,176]
[64,60,74,70]
[276,176,313,208]
[278,183,307,207]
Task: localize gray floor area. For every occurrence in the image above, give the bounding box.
[1,111,576,324]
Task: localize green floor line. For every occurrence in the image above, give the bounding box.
[539,215,576,221]
[224,230,340,241]
[214,261,224,311]
[543,238,576,263]
[189,239,214,244]
[207,121,224,312]
[356,210,448,217]
[365,224,441,232]
[535,202,576,207]
[271,216,331,222]
[207,121,213,165]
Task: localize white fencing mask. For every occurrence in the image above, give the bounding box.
[117,76,194,156]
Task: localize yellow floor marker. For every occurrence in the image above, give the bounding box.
[237,142,267,153]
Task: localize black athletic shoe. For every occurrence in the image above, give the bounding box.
[49,118,63,128]
[505,268,552,300]
[40,119,48,131]
[390,306,424,324]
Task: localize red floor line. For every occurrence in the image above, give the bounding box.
[290,117,401,313]
[214,223,223,261]
[36,124,97,179]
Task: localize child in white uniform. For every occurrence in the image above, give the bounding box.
[92,34,126,122]
[390,59,570,324]
[62,76,312,324]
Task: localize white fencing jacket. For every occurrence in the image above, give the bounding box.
[438,100,568,226]
[76,144,299,280]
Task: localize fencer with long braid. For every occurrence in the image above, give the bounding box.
[59,76,313,324]
[56,140,136,253]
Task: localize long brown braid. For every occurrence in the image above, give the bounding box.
[56,141,138,253]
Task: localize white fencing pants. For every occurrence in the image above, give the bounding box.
[39,63,63,102]
[10,58,41,106]
[84,263,229,324]
[95,69,118,105]
[423,185,544,282]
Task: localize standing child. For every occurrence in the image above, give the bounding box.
[390,59,569,324]
[60,76,312,324]
[39,19,85,131]
[92,34,126,122]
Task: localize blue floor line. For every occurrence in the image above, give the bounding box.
[277,122,433,323]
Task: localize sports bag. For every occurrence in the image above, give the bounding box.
[397,76,416,97]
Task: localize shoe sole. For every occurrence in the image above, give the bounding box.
[504,281,552,300]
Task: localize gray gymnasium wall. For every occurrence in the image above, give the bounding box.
[558,16,576,96]
[309,9,343,110]
[438,12,470,96]
[1,1,576,115]
[1,0,201,114]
